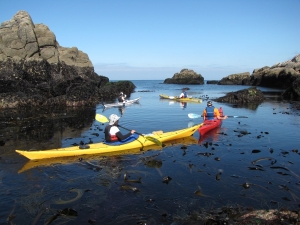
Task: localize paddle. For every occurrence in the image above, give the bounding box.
[95,114,162,146]
[188,113,248,119]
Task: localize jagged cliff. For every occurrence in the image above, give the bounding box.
[0,11,135,108]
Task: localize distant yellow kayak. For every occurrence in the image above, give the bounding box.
[159,94,202,103]
[16,124,201,160]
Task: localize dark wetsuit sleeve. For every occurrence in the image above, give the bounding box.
[104,125,111,142]
[115,131,132,141]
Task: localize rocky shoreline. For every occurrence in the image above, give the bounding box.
[165,55,300,101]
[1,11,299,110]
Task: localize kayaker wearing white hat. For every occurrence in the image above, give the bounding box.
[202,101,228,121]
[118,92,127,103]
[104,114,135,142]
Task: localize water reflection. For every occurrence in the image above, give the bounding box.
[0,107,97,153]
[1,99,300,224]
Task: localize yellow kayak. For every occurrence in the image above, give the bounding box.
[15,124,201,160]
[159,94,202,103]
[18,136,198,173]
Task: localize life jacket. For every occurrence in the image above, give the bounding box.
[184,92,187,98]
[105,125,118,142]
[206,106,215,120]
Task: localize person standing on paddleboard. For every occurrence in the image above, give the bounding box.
[202,101,228,121]
[104,114,135,142]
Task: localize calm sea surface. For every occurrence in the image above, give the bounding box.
[0,80,299,224]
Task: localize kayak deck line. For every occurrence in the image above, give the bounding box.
[15,124,201,160]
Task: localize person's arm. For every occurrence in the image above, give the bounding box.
[217,115,228,120]
[215,108,228,120]
[115,130,135,141]
[202,109,206,121]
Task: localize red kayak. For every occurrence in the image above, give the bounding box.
[198,107,223,136]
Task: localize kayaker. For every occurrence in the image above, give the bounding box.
[104,114,135,142]
[179,89,188,98]
[202,101,228,120]
[118,92,127,103]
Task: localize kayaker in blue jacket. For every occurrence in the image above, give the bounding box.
[104,114,135,142]
[202,101,228,120]
[179,89,188,98]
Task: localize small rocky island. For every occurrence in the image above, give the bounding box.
[215,87,265,104]
[163,69,204,84]
[0,11,135,109]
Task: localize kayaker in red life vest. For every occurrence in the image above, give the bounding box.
[202,101,228,121]
[104,114,135,142]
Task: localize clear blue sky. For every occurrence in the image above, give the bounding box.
[1,1,299,80]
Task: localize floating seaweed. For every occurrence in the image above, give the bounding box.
[121,185,139,192]
[251,157,275,165]
[54,189,84,205]
[44,208,78,225]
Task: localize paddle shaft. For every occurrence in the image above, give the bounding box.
[188,113,248,119]
[118,125,162,146]
[118,125,143,136]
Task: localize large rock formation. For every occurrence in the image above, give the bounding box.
[218,72,251,85]
[249,55,300,100]
[206,80,219,84]
[0,11,92,68]
[251,55,300,89]
[216,55,300,101]
[164,69,204,84]
[214,87,265,104]
[0,11,135,109]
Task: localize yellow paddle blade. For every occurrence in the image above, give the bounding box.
[145,136,162,147]
[95,114,109,123]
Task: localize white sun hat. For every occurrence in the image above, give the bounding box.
[109,114,120,125]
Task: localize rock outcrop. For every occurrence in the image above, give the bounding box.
[0,11,92,68]
[217,55,300,100]
[214,87,265,104]
[206,80,219,84]
[0,11,135,108]
[282,77,300,101]
[164,69,204,84]
[249,55,300,100]
[218,72,251,85]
